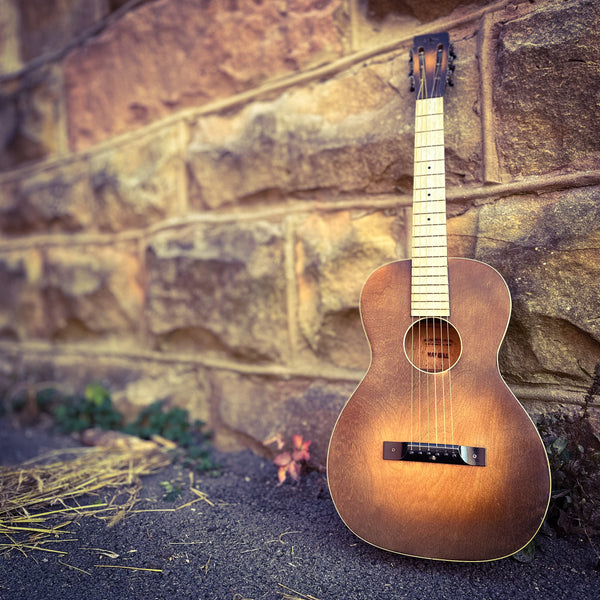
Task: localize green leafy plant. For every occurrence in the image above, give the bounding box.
[264,433,312,484]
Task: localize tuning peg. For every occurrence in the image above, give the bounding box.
[408,49,415,91]
[447,44,456,86]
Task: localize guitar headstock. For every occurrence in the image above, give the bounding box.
[409,33,455,99]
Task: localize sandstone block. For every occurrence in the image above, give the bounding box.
[495,0,600,176]
[0,0,22,72]
[294,209,402,370]
[110,363,211,425]
[17,0,109,62]
[0,249,45,340]
[474,186,600,387]
[145,220,288,362]
[88,125,184,231]
[0,160,91,234]
[186,44,481,209]
[64,0,345,150]
[0,65,66,171]
[215,370,355,462]
[0,243,143,343]
[0,124,183,235]
[0,347,210,426]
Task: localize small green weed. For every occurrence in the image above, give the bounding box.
[159,481,183,502]
[53,382,123,433]
[124,401,220,476]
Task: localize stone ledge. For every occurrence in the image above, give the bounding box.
[0,340,364,383]
[1,170,599,252]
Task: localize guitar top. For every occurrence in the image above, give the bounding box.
[326,33,551,562]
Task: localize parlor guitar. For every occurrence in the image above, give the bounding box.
[326,33,551,562]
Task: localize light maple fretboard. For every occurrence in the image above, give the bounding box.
[411,96,449,317]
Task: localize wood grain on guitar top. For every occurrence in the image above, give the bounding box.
[327,258,551,562]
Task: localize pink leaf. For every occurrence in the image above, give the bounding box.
[273,451,291,467]
[291,436,311,462]
[277,465,288,484]
[288,460,300,482]
[292,448,309,462]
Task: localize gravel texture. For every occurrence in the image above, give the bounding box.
[1,418,599,600]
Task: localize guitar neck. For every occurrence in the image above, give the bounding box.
[411,96,449,317]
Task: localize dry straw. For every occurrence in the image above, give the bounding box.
[0,442,171,557]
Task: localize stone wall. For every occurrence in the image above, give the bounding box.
[1,0,599,462]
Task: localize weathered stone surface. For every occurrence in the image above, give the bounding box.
[215,370,355,462]
[0,243,143,343]
[0,0,22,72]
[0,65,67,171]
[111,363,211,425]
[87,125,184,232]
[0,249,45,340]
[366,0,490,23]
[0,347,210,425]
[17,0,109,62]
[64,0,346,150]
[0,124,183,234]
[146,220,288,362]
[473,186,600,388]
[44,244,144,341]
[495,0,600,177]
[0,160,91,234]
[294,209,403,370]
[444,34,482,184]
[187,43,481,209]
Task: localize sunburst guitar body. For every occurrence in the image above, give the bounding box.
[327,33,551,562]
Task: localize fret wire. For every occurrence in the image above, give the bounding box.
[412,97,448,317]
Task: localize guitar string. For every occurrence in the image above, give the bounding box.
[419,51,430,448]
[447,316,455,446]
[413,48,457,453]
[433,49,445,452]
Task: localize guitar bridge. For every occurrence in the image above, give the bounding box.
[383,442,486,466]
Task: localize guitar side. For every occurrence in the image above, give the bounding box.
[327,257,551,562]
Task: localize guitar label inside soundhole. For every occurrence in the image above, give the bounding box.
[404,317,461,373]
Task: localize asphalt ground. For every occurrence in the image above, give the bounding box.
[1,418,599,600]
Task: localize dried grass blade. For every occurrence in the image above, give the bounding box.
[94,564,162,572]
[277,583,321,600]
[59,560,92,576]
[1,443,171,559]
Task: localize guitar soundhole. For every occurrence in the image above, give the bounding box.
[404,318,461,373]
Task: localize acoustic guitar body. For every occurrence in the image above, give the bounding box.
[327,258,551,562]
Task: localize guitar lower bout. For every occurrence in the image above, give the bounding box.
[327,258,551,562]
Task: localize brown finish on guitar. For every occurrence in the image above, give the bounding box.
[327,258,551,561]
[326,33,551,562]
